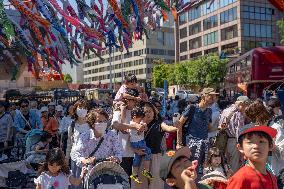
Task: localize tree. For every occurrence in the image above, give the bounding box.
[277,19,284,44]
[152,63,170,88]
[64,74,73,83]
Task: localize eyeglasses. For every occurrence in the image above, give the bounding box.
[21,104,29,108]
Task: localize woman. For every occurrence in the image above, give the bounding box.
[245,99,271,125]
[132,102,178,189]
[267,98,284,175]
[71,108,123,187]
[59,104,75,153]
[67,99,90,189]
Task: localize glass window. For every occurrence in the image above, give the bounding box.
[266,25,272,38]
[189,37,202,50]
[180,41,187,52]
[179,13,187,25]
[203,15,218,30]
[220,7,237,25]
[180,27,187,39]
[249,24,255,37]
[204,31,218,46]
[244,23,250,37]
[242,5,273,21]
[189,22,201,35]
[189,6,201,21]
[255,24,261,37]
[221,25,238,41]
[220,0,237,8]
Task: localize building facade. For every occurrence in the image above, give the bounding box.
[83,27,175,87]
[176,0,284,62]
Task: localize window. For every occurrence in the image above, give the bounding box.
[189,6,201,21]
[220,0,237,8]
[188,22,201,35]
[241,5,274,21]
[202,0,218,15]
[157,31,165,45]
[180,41,188,52]
[204,47,219,55]
[221,25,238,41]
[204,31,218,46]
[220,7,237,25]
[179,13,187,24]
[180,27,187,39]
[243,24,272,38]
[244,41,275,51]
[168,50,175,56]
[189,37,202,50]
[203,15,218,31]
[190,52,202,58]
[180,55,187,61]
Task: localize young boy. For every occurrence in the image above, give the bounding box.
[226,124,278,189]
[113,73,141,122]
[129,106,154,184]
[160,147,211,189]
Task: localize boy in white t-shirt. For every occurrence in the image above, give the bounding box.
[129,106,154,184]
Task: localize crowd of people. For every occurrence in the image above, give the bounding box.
[0,73,283,189]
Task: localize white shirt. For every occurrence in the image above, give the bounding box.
[112,110,134,157]
[71,129,123,167]
[129,121,144,143]
[70,123,90,162]
[59,116,73,134]
[34,172,71,189]
[271,119,284,175]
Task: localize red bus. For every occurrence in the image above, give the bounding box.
[224,46,284,99]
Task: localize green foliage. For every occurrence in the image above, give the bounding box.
[64,74,73,83]
[152,54,228,88]
[277,19,284,44]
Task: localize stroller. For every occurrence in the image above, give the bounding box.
[84,160,130,189]
[25,129,48,170]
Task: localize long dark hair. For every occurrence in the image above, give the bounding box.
[73,99,89,121]
[142,101,161,121]
[38,148,70,175]
[205,147,227,177]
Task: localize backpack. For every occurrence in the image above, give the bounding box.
[182,105,196,145]
[212,109,238,155]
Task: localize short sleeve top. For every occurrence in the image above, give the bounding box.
[34,172,71,189]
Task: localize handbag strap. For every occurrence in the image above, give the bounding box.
[20,112,32,130]
[88,129,109,158]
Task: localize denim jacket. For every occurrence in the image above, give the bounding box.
[14,110,43,132]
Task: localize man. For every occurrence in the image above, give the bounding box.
[0,101,13,158]
[47,101,56,116]
[208,94,221,139]
[14,99,43,135]
[176,88,218,175]
[218,96,250,172]
[29,100,41,117]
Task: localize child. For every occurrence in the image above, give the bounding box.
[26,132,53,164]
[113,73,141,123]
[129,106,154,184]
[203,147,233,178]
[226,125,278,189]
[160,147,209,189]
[35,148,87,189]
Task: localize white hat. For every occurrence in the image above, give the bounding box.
[40,106,48,113]
[55,105,63,112]
[48,101,56,106]
[199,170,228,185]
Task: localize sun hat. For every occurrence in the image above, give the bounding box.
[235,96,250,104]
[199,170,228,185]
[201,88,219,95]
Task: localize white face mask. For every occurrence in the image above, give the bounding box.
[94,122,108,135]
[76,108,88,118]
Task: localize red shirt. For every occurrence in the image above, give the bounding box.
[226,166,278,189]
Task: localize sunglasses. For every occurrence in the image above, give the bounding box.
[21,104,29,108]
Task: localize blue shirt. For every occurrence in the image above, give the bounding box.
[182,105,212,140]
[14,110,43,132]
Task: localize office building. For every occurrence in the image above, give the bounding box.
[83,27,175,87]
[175,0,284,62]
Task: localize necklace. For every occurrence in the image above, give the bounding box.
[247,164,275,189]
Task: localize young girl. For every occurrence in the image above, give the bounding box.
[203,147,232,178]
[35,148,87,189]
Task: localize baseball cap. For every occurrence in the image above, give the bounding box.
[238,124,277,140]
[236,96,250,103]
[201,88,219,95]
[55,105,64,112]
[40,106,48,113]
[160,147,191,181]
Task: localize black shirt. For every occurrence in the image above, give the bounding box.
[145,119,164,154]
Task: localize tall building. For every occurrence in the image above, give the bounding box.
[83,27,175,88]
[175,0,284,62]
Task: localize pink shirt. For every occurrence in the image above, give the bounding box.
[114,85,127,101]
